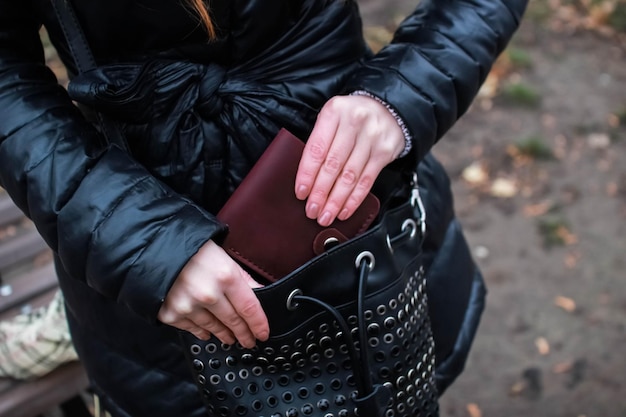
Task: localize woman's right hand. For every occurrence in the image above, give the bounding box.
[157,240,269,349]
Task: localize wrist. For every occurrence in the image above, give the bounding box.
[350,90,413,158]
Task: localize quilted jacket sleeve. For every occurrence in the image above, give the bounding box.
[0,1,226,322]
[345,0,528,165]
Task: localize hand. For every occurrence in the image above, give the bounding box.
[295,94,405,226]
[157,240,269,349]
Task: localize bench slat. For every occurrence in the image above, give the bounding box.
[0,270,57,318]
[0,196,23,227]
[0,362,89,417]
[0,197,90,417]
[0,230,49,271]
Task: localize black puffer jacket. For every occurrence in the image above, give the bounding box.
[0,0,526,416]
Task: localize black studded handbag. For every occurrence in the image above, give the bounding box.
[180,175,439,417]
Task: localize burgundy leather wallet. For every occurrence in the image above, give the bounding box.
[217,128,380,283]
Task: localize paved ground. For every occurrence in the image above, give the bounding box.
[358,0,626,416]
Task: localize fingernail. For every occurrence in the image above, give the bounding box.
[296,185,308,200]
[257,330,269,341]
[307,203,319,218]
[338,208,349,221]
[319,211,332,226]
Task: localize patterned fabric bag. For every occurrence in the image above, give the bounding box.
[0,290,78,380]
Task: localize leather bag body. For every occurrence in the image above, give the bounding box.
[180,197,439,417]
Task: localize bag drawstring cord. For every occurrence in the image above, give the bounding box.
[290,227,414,416]
[289,177,425,416]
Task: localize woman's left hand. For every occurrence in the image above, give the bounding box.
[295,94,406,226]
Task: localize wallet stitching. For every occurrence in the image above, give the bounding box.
[356,212,377,235]
[229,211,377,282]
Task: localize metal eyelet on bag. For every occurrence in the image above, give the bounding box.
[192,359,204,371]
[386,233,394,254]
[354,251,375,270]
[324,237,340,251]
[401,219,417,239]
[287,289,303,311]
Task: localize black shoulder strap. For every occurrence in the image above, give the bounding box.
[50,0,129,151]
[50,0,96,73]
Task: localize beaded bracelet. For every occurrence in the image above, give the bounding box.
[350,90,413,158]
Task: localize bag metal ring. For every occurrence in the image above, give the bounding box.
[385,234,394,254]
[286,289,303,311]
[355,251,375,270]
[323,237,340,251]
[401,219,417,239]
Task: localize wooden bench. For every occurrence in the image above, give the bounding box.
[0,192,91,417]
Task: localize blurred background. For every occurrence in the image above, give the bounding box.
[358,0,626,416]
[1,0,624,416]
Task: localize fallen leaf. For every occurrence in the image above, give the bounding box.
[474,246,490,260]
[462,162,489,185]
[554,295,577,313]
[587,1,614,28]
[587,133,611,149]
[535,337,550,355]
[466,403,482,417]
[553,361,574,374]
[509,381,526,396]
[491,178,518,198]
[478,73,499,99]
[556,226,578,245]
[512,367,543,399]
[523,201,553,217]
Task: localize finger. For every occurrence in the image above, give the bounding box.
[305,129,356,224]
[190,309,236,345]
[176,318,213,341]
[317,136,370,225]
[295,101,340,204]
[209,299,258,349]
[207,278,268,348]
[339,159,384,222]
[188,328,212,341]
[225,282,270,344]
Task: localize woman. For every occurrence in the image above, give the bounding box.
[0,0,527,416]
